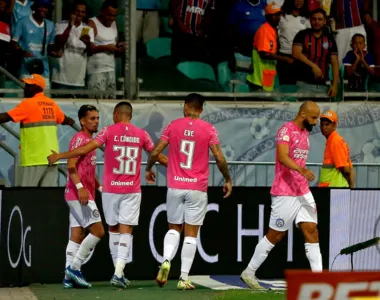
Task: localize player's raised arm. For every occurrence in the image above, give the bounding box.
[210,144,232,198]
[47,140,101,165]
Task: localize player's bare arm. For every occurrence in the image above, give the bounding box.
[210,144,232,198]
[146,139,169,170]
[145,139,169,183]
[47,140,101,165]
[61,115,75,126]
[277,143,315,181]
[67,157,89,205]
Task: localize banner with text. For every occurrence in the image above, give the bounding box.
[0,101,379,187]
[0,187,330,286]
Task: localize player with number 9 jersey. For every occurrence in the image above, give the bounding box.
[162,118,219,192]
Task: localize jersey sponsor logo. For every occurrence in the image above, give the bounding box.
[185,5,205,15]
[293,148,309,159]
[110,180,134,186]
[174,176,198,183]
[91,155,96,165]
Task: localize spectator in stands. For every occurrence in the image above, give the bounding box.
[229,0,266,58]
[87,0,124,99]
[277,0,310,85]
[329,0,369,65]
[11,0,31,28]
[11,0,56,88]
[51,0,94,91]
[343,34,374,91]
[319,110,354,188]
[292,8,339,98]
[137,0,160,44]
[363,11,380,90]
[170,0,215,64]
[0,0,14,91]
[0,74,75,187]
[247,3,292,91]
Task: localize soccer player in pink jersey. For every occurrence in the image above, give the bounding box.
[241,101,322,290]
[48,102,168,289]
[145,93,233,290]
[63,105,105,289]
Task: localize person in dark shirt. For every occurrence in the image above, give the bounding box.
[343,33,375,91]
[292,8,339,98]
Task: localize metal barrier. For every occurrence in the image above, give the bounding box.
[54,161,380,188]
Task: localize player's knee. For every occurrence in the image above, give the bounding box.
[303,225,319,242]
[266,228,286,244]
[108,224,119,233]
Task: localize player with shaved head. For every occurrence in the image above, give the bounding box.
[241,101,322,289]
[48,101,168,289]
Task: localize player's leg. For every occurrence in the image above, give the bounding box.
[111,193,141,289]
[176,190,207,290]
[102,193,121,268]
[70,201,104,272]
[64,201,94,288]
[296,192,322,272]
[64,225,84,288]
[241,195,301,289]
[156,188,185,287]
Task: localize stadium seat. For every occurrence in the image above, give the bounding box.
[160,16,172,35]
[177,61,216,81]
[146,37,171,59]
[217,61,233,91]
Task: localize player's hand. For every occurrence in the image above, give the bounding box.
[78,188,89,205]
[145,170,156,184]
[223,180,232,198]
[300,168,315,181]
[47,150,60,166]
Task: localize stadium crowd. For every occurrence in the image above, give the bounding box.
[0,0,379,97]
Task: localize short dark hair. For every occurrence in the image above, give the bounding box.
[78,104,98,120]
[114,101,133,114]
[184,93,205,110]
[71,0,87,12]
[310,8,327,19]
[101,0,118,10]
[351,33,366,43]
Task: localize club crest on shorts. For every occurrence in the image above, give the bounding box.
[92,209,100,218]
[276,218,285,227]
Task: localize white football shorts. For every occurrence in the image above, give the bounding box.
[166,188,208,226]
[67,200,102,228]
[102,192,141,226]
[269,191,318,231]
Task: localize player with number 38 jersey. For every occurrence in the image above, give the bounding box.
[47,102,168,289]
[146,93,232,290]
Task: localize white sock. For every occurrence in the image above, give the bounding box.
[305,243,323,272]
[71,234,100,271]
[109,232,120,267]
[65,240,80,280]
[114,233,132,278]
[163,229,181,262]
[180,237,197,281]
[247,236,275,274]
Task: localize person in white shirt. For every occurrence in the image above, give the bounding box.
[277,0,310,84]
[87,0,125,99]
[52,0,94,92]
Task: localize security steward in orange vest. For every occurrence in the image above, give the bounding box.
[319,110,355,188]
[0,74,75,186]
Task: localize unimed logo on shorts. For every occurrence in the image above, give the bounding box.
[286,270,380,300]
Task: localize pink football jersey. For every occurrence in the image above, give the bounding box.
[65,132,97,201]
[271,121,311,196]
[95,122,154,193]
[161,117,220,192]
